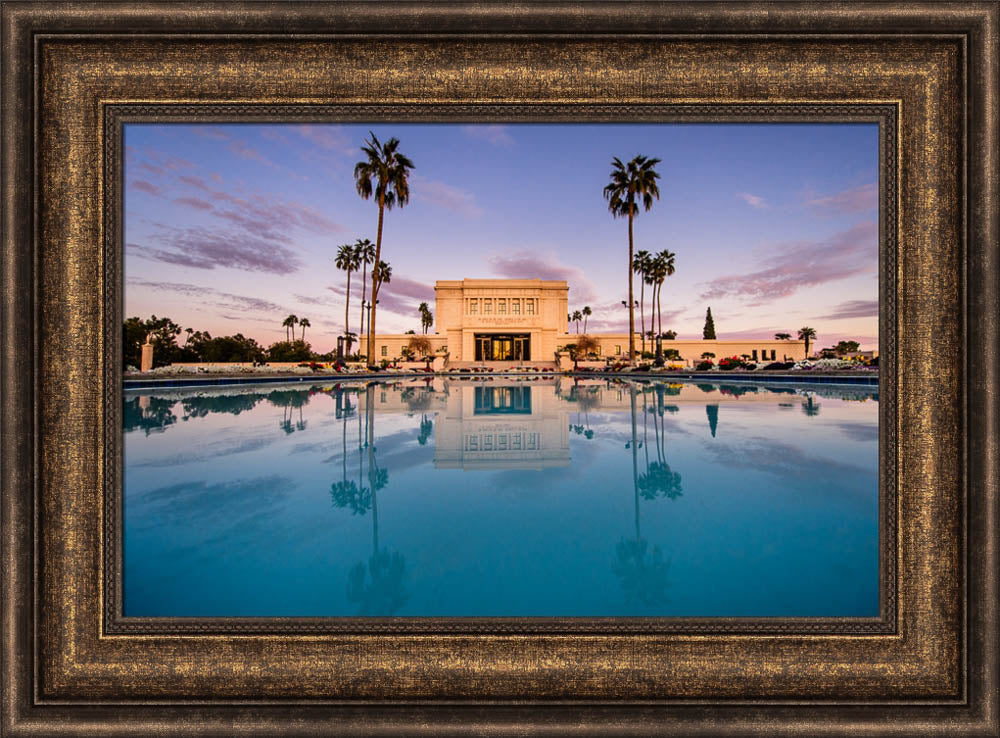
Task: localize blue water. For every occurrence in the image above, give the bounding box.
[123,377,879,618]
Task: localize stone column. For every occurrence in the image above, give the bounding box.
[140,336,154,372]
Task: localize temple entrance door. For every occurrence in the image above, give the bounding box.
[492,337,513,361]
[513,336,530,361]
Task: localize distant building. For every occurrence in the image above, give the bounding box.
[360,279,807,364]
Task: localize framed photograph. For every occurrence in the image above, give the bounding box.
[2,2,996,736]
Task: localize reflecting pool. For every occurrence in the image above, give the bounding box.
[123,377,879,617]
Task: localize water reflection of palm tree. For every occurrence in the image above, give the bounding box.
[706,403,719,437]
[801,395,821,416]
[613,384,670,607]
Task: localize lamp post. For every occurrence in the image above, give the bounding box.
[655,334,664,367]
[621,300,638,362]
[336,335,345,361]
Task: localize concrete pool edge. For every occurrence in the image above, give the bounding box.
[123,371,879,391]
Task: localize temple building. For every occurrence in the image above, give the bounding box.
[360,278,807,365]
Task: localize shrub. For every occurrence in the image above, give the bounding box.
[695,360,714,371]
[763,361,796,371]
[718,355,746,371]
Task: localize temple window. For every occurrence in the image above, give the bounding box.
[511,300,520,315]
[525,300,535,315]
[483,300,492,314]
[497,299,506,315]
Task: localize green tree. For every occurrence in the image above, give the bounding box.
[582,305,592,333]
[298,317,311,341]
[835,340,861,354]
[354,132,414,365]
[703,307,717,340]
[798,326,817,358]
[122,315,184,369]
[603,155,661,362]
[774,332,791,340]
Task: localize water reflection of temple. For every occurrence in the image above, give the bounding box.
[433,383,570,470]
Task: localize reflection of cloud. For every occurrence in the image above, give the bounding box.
[815,300,878,320]
[488,251,598,303]
[133,434,278,467]
[805,182,877,214]
[699,221,877,304]
[737,192,768,209]
[412,174,482,217]
[835,422,879,443]
[460,125,515,147]
[706,435,871,486]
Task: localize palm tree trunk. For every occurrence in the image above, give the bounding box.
[368,195,385,365]
[657,280,663,336]
[627,208,635,362]
[345,269,352,347]
[359,261,368,350]
[639,277,646,354]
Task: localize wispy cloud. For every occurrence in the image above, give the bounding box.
[487,251,598,303]
[815,299,878,320]
[295,125,354,154]
[460,125,515,148]
[178,174,211,191]
[127,224,303,275]
[805,182,877,215]
[412,174,483,218]
[736,192,768,209]
[126,279,288,314]
[699,221,877,304]
[130,180,163,196]
[173,196,214,212]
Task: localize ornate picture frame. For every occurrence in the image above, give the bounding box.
[2,2,996,735]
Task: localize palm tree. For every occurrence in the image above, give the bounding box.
[354,132,414,364]
[603,155,661,362]
[633,250,651,354]
[282,314,298,343]
[336,243,360,350]
[774,332,792,340]
[354,238,375,345]
[798,326,817,358]
[582,305,592,333]
[418,301,432,334]
[375,261,392,293]
[572,309,583,333]
[651,250,676,339]
[299,317,311,341]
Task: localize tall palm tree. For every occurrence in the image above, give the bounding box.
[299,317,311,341]
[354,132,414,364]
[633,249,651,354]
[336,243,360,347]
[572,309,583,333]
[282,314,298,343]
[798,326,817,358]
[604,155,661,362]
[354,238,375,346]
[582,305,592,333]
[651,250,676,338]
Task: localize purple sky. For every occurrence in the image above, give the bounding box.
[125,123,879,350]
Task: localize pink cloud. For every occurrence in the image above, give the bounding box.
[699,221,878,304]
[737,192,768,209]
[131,180,163,196]
[805,182,877,215]
[412,175,483,217]
[173,196,214,212]
[487,251,598,303]
[178,175,211,191]
[460,125,515,147]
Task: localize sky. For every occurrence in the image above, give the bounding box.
[124,122,879,351]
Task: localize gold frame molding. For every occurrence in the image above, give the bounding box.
[2,2,997,736]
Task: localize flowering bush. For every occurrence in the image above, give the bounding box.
[718,355,746,371]
[695,360,714,371]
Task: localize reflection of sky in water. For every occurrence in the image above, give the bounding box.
[123,378,879,618]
